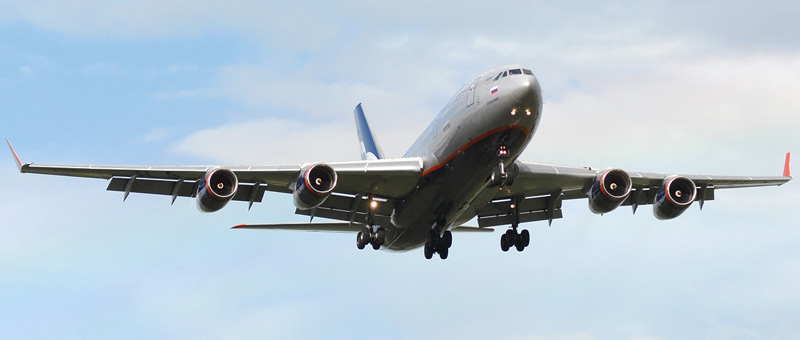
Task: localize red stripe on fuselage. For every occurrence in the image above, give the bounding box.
[421,125,531,177]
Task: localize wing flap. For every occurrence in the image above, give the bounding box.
[293,192,395,225]
[476,193,565,228]
[105,177,274,203]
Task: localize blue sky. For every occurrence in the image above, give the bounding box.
[2,1,799,339]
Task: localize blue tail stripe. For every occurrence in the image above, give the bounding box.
[354,103,385,160]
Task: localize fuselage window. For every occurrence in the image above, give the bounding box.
[509,69,522,75]
[522,69,533,75]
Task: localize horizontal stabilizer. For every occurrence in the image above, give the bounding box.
[232,222,363,233]
[451,226,495,232]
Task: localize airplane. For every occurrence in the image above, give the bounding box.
[6,64,792,260]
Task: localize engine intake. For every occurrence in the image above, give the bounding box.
[653,176,697,220]
[196,168,239,212]
[588,168,632,214]
[293,163,337,210]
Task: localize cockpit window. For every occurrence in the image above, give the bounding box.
[522,69,533,75]
[502,71,507,78]
[493,72,502,81]
[509,69,522,75]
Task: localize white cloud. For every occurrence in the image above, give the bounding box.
[527,52,800,170]
[4,0,340,50]
[171,117,360,164]
[134,128,170,144]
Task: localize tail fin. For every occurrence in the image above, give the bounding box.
[354,103,385,160]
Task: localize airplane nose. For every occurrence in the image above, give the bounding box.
[511,76,541,107]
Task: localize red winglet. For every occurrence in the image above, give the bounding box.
[784,152,792,178]
[231,224,247,229]
[6,138,23,171]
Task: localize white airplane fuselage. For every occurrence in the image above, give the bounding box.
[381,65,543,250]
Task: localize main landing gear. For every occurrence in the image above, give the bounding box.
[356,199,385,250]
[500,195,531,252]
[424,230,453,260]
[500,228,530,252]
[356,226,385,250]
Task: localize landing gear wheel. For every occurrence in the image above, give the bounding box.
[514,238,525,252]
[438,247,449,259]
[375,228,386,246]
[356,231,368,250]
[442,230,453,249]
[520,229,530,247]
[424,242,434,259]
[501,228,530,252]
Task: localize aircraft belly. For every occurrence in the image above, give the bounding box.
[385,128,529,251]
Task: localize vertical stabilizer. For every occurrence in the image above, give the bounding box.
[354,103,385,160]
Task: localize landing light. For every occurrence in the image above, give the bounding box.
[511,109,516,116]
[525,110,531,116]
[370,200,378,209]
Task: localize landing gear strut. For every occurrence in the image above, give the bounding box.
[424,230,452,260]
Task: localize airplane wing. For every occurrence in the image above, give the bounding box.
[7,139,423,208]
[474,154,792,228]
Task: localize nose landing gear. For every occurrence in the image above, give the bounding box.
[489,161,519,187]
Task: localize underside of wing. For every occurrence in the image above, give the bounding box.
[474,156,791,228]
[9,139,423,209]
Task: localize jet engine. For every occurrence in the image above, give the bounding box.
[196,168,239,212]
[293,163,337,210]
[588,168,632,214]
[653,176,697,220]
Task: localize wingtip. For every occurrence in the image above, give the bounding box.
[231,224,247,229]
[784,152,792,178]
[5,138,23,171]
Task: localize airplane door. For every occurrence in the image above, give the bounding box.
[467,78,479,107]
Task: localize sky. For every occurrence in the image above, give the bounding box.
[1,1,799,339]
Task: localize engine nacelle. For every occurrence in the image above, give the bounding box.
[588,168,633,214]
[653,176,697,220]
[293,163,337,210]
[196,168,239,213]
